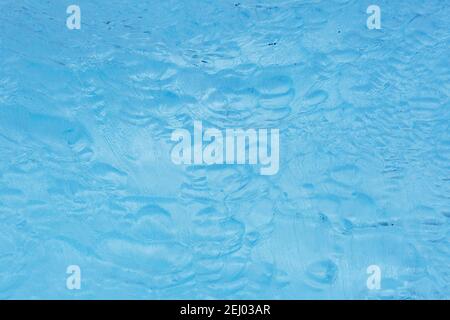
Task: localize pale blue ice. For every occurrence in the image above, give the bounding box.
[0,0,449,299]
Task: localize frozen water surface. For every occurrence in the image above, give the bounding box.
[0,0,449,299]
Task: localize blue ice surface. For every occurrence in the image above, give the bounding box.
[0,0,449,300]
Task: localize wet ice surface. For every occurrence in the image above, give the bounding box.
[0,0,449,299]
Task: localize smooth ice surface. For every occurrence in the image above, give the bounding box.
[0,0,449,299]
